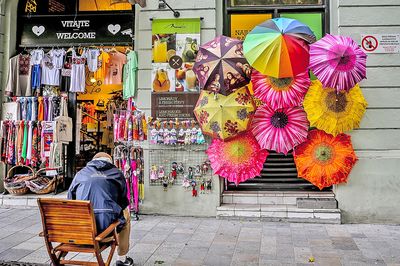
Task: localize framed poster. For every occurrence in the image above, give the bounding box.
[151,18,201,119]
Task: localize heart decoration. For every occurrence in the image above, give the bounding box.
[32,26,45,37]
[108,24,121,35]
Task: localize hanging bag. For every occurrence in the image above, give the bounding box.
[54,97,73,143]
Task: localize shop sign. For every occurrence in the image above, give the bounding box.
[230,14,272,40]
[151,93,199,119]
[151,18,201,119]
[20,14,133,46]
[361,34,400,54]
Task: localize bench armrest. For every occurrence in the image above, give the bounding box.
[95,221,120,241]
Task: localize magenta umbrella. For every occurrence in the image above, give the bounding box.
[251,69,310,109]
[309,34,367,92]
[251,105,309,155]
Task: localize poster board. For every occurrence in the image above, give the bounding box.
[151,18,201,119]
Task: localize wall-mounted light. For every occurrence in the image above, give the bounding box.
[158,0,180,18]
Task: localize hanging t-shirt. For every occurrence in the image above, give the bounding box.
[104,51,127,85]
[69,50,87,93]
[86,48,100,73]
[123,51,138,99]
[41,49,65,86]
[94,51,110,81]
[30,49,44,91]
[5,54,32,96]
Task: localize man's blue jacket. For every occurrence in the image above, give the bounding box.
[67,159,129,233]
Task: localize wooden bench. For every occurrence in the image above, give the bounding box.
[37,198,119,266]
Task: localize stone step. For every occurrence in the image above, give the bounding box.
[222,191,335,205]
[0,192,67,209]
[217,203,341,224]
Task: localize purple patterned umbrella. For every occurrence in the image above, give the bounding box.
[309,34,367,92]
[193,35,251,96]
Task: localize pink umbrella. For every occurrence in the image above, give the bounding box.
[309,34,367,92]
[207,132,268,185]
[252,105,309,155]
[251,69,310,109]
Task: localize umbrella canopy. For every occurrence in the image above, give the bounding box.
[194,86,256,140]
[207,132,269,185]
[252,69,310,109]
[251,105,309,155]
[294,129,358,190]
[304,80,367,136]
[193,35,251,96]
[243,18,315,78]
[309,34,367,92]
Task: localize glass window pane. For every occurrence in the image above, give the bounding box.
[79,0,132,11]
[21,0,76,14]
[230,14,272,40]
[230,0,323,6]
[280,13,323,40]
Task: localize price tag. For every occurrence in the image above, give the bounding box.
[46,170,58,176]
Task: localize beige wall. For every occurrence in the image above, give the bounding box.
[134,0,221,216]
[331,0,400,223]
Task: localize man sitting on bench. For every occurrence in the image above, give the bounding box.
[68,152,134,266]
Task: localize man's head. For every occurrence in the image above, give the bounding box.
[92,152,113,164]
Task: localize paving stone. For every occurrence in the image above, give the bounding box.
[0,249,34,262]
[177,246,208,261]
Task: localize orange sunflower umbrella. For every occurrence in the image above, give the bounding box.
[293,129,358,190]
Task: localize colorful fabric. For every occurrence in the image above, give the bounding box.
[303,80,368,136]
[309,34,367,92]
[123,51,138,99]
[251,105,309,155]
[251,69,310,109]
[207,132,269,185]
[294,129,358,190]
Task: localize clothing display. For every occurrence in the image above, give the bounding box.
[41,49,65,86]
[30,49,44,92]
[5,54,32,97]
[105,50,127,85]
[0,120,43,167]
[86,48,101,73]
[69,50,87,93]
[123,51,138,99]
[94,50,110,81]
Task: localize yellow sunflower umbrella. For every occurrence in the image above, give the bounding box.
[194,86,256,140]
[303,80,368,136]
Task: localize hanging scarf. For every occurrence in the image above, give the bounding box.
[7,122,16,165]
[26,121,33,165]
[17,121,24,165]
[26,97,32,121]
[38,96,44,121]
[43,97,49,121]
[21,121,29,164]
[31,122,40,168]
[32,97,38,121]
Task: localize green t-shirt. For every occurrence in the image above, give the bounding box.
[123,51,138,99]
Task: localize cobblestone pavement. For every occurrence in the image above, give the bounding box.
[0,208,399,266]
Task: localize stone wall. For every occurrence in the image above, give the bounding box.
[331,0,400,223]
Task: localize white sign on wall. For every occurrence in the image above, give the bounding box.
[361,34,400,54]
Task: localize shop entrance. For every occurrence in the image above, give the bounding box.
[4,0,135,184]
[224,0,330,191]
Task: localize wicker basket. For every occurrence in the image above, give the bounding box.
[4,165,35,195]
[26,168,62,195]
